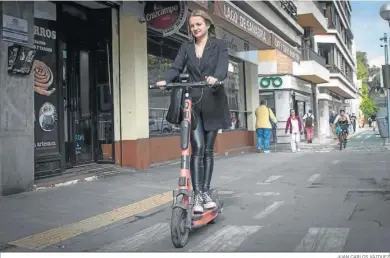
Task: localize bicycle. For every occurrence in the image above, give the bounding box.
[336,125,348,150]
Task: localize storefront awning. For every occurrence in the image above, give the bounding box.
[293,91,311,102]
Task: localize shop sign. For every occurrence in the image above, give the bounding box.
[2,14,29,45]
[271,34,301,63]
[144,1,189,37]
[33,18,60,156]
[215,27,257,64]
[259,76,283,88]
[213,0,271,46]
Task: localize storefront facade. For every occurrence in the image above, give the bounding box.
[258,75,313,143]
[115,0,272,169]
[1,0,306,195]
[32,1,118,179]
[0,1,119,194]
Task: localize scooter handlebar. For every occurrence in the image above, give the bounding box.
[149,81,224,89]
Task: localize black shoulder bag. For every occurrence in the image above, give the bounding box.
[165,55,188,125]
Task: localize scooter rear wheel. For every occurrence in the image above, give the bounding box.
[171,207,189,248]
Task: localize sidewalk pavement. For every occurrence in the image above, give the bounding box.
[0,151,306,249]
[31,127,372,192]
[274,126,371,153]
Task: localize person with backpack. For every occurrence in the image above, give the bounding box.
[302,110,315,143]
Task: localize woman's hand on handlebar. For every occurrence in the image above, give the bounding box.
[205,76,218,86]
[156,80,167,87]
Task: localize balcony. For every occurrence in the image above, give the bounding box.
[327,65,353,83]
[303,48,326,66]
[317,64,357,99]
[292,48,330,84]
[296,0,328,34]
[280,0,297,20]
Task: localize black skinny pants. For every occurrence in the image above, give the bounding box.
[190,117,218,193]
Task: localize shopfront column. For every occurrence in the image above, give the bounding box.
[275,91,292,143]
[311,83,320,138]
[245,62,260,132]
[0,2,35,196]
[114,10,149,169]
[318,99,331,138]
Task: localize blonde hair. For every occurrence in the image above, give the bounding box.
[188,9,216,38]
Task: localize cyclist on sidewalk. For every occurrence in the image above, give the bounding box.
[333,110,351,140]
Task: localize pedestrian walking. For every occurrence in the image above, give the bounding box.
[350,113,357,133]
[255,100,277,153]
[329,111,337,139]
[285,109,303,153]
[302,110,314,143]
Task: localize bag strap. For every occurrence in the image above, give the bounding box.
[182,53,188,74]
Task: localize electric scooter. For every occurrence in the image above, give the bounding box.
[149,74,224,248]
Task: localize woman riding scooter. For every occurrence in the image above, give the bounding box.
[156,10,230,214]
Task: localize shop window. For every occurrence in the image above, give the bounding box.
[224,59,247,131]
[147,32,247,135]
[148,34,181,137]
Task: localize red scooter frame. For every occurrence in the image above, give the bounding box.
[150,74,224,248]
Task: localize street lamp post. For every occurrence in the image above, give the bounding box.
[379,3,390,142]
[380,33,389,65]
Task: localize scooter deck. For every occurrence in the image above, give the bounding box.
[191,200,224,228]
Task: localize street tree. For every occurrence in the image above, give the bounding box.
[357,52,379,118]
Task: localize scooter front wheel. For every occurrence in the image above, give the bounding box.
[171,207,189,248]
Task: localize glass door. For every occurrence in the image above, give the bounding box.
[93,41,114,162]
[65,45,94,164]
[60,4,115,165]
[89,8,115,163]
[60,7,95,165]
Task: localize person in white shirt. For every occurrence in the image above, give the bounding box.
[302,110,315,143]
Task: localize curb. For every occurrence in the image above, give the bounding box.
[33,170,129,191]
[34,175,98,191]
[32,149,257,192]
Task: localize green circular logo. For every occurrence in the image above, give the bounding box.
[259,77,283,88]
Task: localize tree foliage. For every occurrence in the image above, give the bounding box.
[357,51,379,117]
[356,51,369,85]
[360,86,379,117]
[369,65,381,77]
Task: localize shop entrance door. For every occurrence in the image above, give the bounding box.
[60,4,115,167]
[65,46,94,164]
[62,12,94,165]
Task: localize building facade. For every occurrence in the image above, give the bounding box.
[257,0,331,143]
[0,0,357,196]
[314,0,358,137]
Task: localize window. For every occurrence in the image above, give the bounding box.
[224,59,247,130]
[147,31,182,136]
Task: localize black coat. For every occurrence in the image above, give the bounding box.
[164,37,231,131]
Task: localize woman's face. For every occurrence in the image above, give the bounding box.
[189,16,208,39]
[290,110,295,116]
